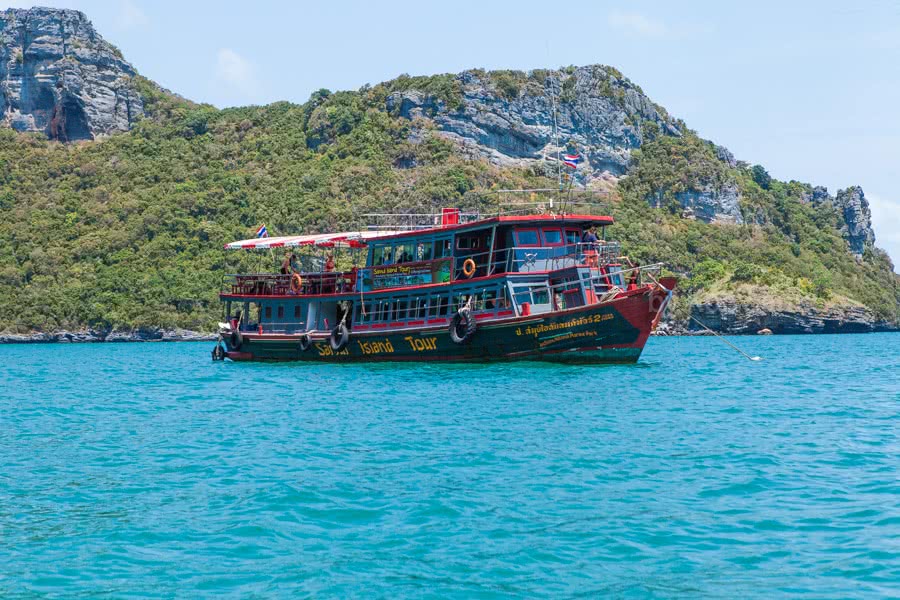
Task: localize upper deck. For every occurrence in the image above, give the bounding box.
[222,197,620,300]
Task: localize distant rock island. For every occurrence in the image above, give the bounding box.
[0,7,896,341]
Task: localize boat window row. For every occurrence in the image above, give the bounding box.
[258,303,304,320]
[371,237,452,266]
[355,285,511,324]
[514,227,582,248]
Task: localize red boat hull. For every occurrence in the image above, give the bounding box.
[223,286,667,364]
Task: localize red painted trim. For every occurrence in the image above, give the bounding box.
[371,323,387,329]
[426,318,449,324]
[407,320,426,326]
[496,310,514,316]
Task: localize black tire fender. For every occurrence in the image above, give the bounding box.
[229,328,243,351]
[449,309,477,344]
[329,323,350,352]
[299,334,313,352]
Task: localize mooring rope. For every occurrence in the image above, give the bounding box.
[690,315,762,362]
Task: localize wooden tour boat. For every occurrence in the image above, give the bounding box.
[214,197,674,363]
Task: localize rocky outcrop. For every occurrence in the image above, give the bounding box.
[684,300,896,335]
[0,7,143,141]
[833,186,875,256]
[0,328,216,343]
[672,181,743,224]
[802,185,876,256]
[386,66,681,179]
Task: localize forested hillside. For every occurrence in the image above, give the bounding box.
[0,8,897,336]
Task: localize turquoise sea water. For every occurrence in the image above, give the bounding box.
[1,334,899,598]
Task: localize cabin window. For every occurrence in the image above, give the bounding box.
[453,293,471,311]
[481,289,499,311]
[277,306,284,319]
[428,294,449,317]
[566,229,581,244]
[412,297,427,319]
[294,305,302,318]
[395,244,413,264]
[515,229,540,246]
[265,306,272,319]
[391,298,409,321]
[457,236,480,250]
[358,302,374,323]
[511,284,551,307]
[378,246,393,265]
[542,228,563,246]
[434,239,452,258]
[417,242,433,262]
[607,266,625,288]
[532,289,550,305]
[378,300,390,321]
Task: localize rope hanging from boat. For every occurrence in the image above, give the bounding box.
[689,315,762,362]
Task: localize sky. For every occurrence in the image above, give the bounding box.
[7,0,900,265]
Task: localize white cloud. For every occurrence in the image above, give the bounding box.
[608,10,668,38]
[214,48,261,103]
[115,0,148,30]
[866,192,900,269]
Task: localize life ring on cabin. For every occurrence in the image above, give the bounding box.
[290,273,303,294]
[329,323,350,352]
[462,258,477,278]
[299,334,312,352]
[449,308,477,344]
[229,328,243,351]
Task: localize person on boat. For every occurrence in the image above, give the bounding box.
[582,226,599,267]
[324,253,335,272]
[280,252,296,275]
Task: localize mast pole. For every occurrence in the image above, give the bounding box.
[551,70,562,198]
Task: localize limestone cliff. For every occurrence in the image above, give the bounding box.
[833,186,875,256]
[0,7,143,141]
[386,66,681,180]
[801,184,876,257]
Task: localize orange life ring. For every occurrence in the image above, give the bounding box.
[290,273,303,294]
[462,258,477,278]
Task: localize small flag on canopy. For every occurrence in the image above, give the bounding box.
[563,152,581,169]
[255,224,268,238]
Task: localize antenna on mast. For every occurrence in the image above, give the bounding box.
[550,70,562,196]
[545,43,562,210]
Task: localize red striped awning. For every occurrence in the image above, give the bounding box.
[223,231,403,250]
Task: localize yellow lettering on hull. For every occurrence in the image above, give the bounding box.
[404,336,438,352]
[357,339,395,355]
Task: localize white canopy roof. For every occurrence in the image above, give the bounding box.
[224,231,404,250]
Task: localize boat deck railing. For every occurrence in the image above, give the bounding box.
[222,242,629,297]
[224,271,355,296]
[360,190,612,232]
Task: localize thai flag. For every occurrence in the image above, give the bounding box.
[256,224,268,238]
[563,153,581,169]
